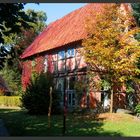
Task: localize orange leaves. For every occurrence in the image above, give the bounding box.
[82,3,140,84]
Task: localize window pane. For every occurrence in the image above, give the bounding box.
[52,53,57,61]
[66,58,75,71]
[67,48,75,58]
[44,58,48,72]
[58,60,65,72]
[58,51,65,60]
[53,61,57,72]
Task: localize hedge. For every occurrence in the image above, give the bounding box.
[0,96,21,107]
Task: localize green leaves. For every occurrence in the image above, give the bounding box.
[131,3,140,27]
[0,4,33,43]
[21,72,60,115]
[0,5,47,69]
[134,104,140,115]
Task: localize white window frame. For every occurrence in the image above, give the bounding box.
[44,58,48,73]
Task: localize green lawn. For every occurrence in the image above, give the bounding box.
[0,109,140,136]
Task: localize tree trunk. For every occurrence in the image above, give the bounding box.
[110,89,113,113]
[48,86,52,128]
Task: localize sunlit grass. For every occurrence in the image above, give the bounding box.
[102,121,140,136]
[0,109,140,136]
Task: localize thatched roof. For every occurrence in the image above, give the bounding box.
[20,3,131,59]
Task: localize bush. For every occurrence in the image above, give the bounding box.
[134,104,140,116]
[21,72,60,115]
[0,96,21,107]
[0,61,22,96]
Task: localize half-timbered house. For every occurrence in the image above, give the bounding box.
[20,3,132,110]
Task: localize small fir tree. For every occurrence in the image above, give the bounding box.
[21,72,60,115]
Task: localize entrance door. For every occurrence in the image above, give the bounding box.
[57,76,76,108]
[66,76,76,108]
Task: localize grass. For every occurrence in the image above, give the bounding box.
[0,109,140,136]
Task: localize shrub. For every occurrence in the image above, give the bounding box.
[21,72,60,115]
[0,96,21,107]
[134,104,140,116]
[0,61,22,96]
[74,80,87,105]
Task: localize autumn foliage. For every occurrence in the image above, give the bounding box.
[82,4,140,112]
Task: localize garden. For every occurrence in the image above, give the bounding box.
[0,70,140,136]
[0,108,140,136]
[1,3,140,137]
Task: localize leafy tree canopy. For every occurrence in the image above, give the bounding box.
[0,8,47,68]
[82,4,140,112]
[0,3,34,44]
[131,3,140,27]
[0,4,47,95]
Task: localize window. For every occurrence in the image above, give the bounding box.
[52,53,57,61]
[58,51,65,60]
[66,48,75,58]
[58,60,65,72]
[44,58,48,73]
[66,58,75,71]
[52,61,57,73]
[65,77,76,107]
[66,90,76,107]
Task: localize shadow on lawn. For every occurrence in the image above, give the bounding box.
[0,109,63,136]
[0,109,123,136]
[65,115,123,136]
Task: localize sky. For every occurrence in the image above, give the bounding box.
[24,3,87,25]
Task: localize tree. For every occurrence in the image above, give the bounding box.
[0,9,47,69]
[131,3,140,27]
[13,9,47,59]
[0,3,33,44]
[0,4,47,68]
[0,61,22,95]
[131,4,140,69]
[21,72,60,115]
[26,9,47,33]
[0,8,47,95]
[0,3,32,68]
[82,4,140,113]
[128,4,140,108]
